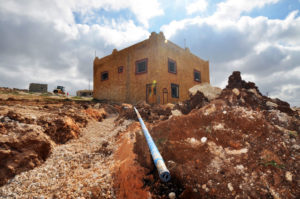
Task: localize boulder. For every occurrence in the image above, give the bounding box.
[189,83,222,101]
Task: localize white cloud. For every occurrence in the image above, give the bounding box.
[0,0,164,29]
[0,0,152,95]
[186,0,208,15]
[213,0,279,20]
[161,0,300,106]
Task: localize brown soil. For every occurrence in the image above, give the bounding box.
[0,92,113,188]
[114,71,299,199]
[113,122,151,199]
[0,130,52,186]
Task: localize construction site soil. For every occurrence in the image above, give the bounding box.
[0,71,299,198]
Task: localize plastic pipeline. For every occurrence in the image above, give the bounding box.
[133,107,171,182]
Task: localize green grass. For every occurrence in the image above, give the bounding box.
[260,160,285,169]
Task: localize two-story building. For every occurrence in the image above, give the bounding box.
[93,32,210,104]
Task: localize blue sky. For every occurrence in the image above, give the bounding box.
[0,0,300,106]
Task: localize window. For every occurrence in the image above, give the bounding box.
[168,58,177,74]
[194,70,201,82]
[171,83,179,98]
[101,71,109,81]
[135,58,148,74]
[118,66,124,73]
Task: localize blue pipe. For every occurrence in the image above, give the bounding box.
[133,107,171,182]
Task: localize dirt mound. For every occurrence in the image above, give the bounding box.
[226,71,262,94]
[37,116,81,144]
[133,100,299,198]
[6,111,35,124]
[176,91,209,114]
[116,102,171,123]
[84,108,107,121]
[121,71,300,198]
[220,71,297,117]
[0,127,53,186]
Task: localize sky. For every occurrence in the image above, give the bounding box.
[0,0,299,106]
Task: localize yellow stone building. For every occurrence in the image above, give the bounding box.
[93,32,210,104]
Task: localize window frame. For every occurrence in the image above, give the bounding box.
[194,69,201,82]
[168,58,177,74]
[101,71,109,81]
[135,58,148,74]
[171,83,179,98]
[118,66,124,73]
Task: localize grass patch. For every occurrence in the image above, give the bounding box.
[260,160,285,169]
[71,96,83,100]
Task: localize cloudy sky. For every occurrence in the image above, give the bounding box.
[0,0,299,106]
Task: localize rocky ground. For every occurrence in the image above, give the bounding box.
[0,71,299,198]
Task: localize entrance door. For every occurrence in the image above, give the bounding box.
[146,83,157,104]
[162,88,168,104]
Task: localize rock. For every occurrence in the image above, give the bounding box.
[122,103,133,109]
[165,103,175,109]
[201,137,207,143]
[186,137,201,147]
[168,192,176,199]
[204,104,216,116]
[292,144,300,150]
[285,171,292,182]
[226,71,262,95]
[266,101,278,109]
[227,183,234,191]
[171,109,182,116]
[94,103,101,109]
[248,88,261,98]
[189,83,222,101]
[232,88,240,96]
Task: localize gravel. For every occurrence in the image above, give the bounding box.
[0,115,131,199]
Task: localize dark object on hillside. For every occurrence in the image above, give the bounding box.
[222,71,296,117]
[177,91,209,114]
[29,83,48,93]
[226,71,262,95]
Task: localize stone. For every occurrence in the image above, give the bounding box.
[168,192,176,199]
[189,83,222,101]
[266,101,278,109]
[171,110,182,116]
[201,137,207,143]
[285,171,292,182]
[227,183,234,191]
[232,88,240,96]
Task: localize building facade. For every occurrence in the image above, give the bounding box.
[29,83,48,93]
[93,32,210,104]
[76,90,93,97]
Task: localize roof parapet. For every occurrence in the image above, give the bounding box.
[149,31,165,42]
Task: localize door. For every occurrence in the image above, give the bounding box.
[146,83,157,104]
[162,88,168,104]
